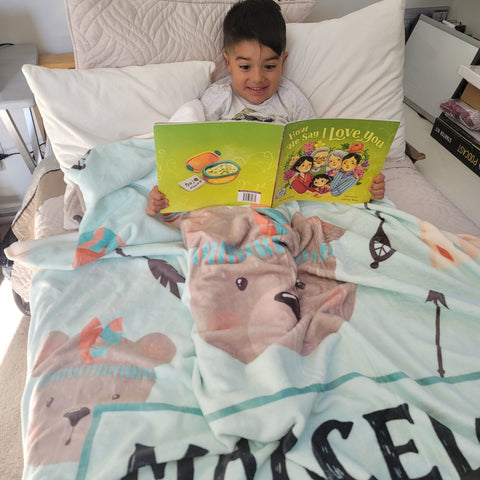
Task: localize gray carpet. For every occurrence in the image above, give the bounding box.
[0,314,28,480]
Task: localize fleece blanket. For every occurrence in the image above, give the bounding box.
[7,138,480,480]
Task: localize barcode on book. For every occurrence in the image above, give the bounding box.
[238,190,261,204]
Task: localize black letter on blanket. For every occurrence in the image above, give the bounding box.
[430,415,480,478]
[214,438,256,479]
[271,427,298,479]
[364,404,441,479]
[311,420,360,480]
[177,444,209,480]
[123,443,166,479]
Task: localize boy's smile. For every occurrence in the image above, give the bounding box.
[223,40,288,105]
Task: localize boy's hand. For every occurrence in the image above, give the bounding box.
[369,173,385,200]
[147,186,169,216]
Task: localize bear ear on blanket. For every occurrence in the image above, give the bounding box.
[181,206,356,364]
[28,318,176,466]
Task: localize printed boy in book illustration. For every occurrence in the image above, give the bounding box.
[154,118,399,212]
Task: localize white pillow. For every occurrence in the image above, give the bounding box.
[23,61,215,172]
[284,0,406,164]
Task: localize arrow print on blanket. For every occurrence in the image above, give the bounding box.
[426,290,449,377]
[116,247,185,298]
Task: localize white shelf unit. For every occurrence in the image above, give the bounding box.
[458,64,480,88]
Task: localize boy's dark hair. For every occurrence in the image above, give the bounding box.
[223,0,286,56]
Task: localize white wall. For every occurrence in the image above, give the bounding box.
[308,0,454,22]
[449,0,480,39]
[0,0,72,55]
[1,0,479,54]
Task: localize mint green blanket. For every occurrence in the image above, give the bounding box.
[9,139,480,479]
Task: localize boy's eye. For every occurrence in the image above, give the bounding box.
[239,65,250,70]
[265,64,277,70]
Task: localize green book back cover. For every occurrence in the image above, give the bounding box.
[154,122,284,212]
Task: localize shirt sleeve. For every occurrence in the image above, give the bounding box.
[200,81,233,121]
[292,94,316,121]
[279,78,316,122]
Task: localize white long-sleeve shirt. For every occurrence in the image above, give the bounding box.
[200,75,316,125]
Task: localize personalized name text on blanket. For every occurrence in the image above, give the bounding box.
[120,403,480,479]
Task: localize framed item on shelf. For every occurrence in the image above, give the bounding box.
[404,14,480,123]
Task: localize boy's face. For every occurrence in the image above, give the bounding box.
[223,40,287,105]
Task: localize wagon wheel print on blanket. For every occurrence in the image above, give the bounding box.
[365,204,396,268]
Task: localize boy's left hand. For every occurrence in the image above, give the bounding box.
[369,173,385,200]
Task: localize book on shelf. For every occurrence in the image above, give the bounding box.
[154,118,399,212]
[431,113,480,178]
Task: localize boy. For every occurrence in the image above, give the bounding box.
[147,0,384,215]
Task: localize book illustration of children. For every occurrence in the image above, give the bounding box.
[329,152,364,197]
[325,150,347,177]
[289,155,314,194]
[311,147,330,174]
[309,173,332,196]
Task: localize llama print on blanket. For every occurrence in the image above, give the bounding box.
[181,206,356,364]
[26,317,176,466]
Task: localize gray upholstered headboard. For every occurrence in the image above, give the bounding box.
[65,0,315,79]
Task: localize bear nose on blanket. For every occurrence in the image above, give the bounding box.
[64,407,91,446]
[274,292,300,321]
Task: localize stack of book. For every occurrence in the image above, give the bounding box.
[431,65,480,178]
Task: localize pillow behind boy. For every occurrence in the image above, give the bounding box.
[284,0,406,165]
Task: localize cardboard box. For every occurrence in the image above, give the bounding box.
[431,113,480,178]
[460,82,480,110]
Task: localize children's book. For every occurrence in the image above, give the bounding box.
[154,118,399,212]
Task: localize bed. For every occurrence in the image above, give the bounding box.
[6,0,480,478]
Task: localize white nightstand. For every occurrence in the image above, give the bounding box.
[404,104,480,227]
[0,44,39,173]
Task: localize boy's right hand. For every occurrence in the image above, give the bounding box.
[147,186,169,216]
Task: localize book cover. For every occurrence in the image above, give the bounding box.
[154,118,399,212]
[431,113,480,177]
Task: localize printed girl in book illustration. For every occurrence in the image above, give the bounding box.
[309,173,332,195]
